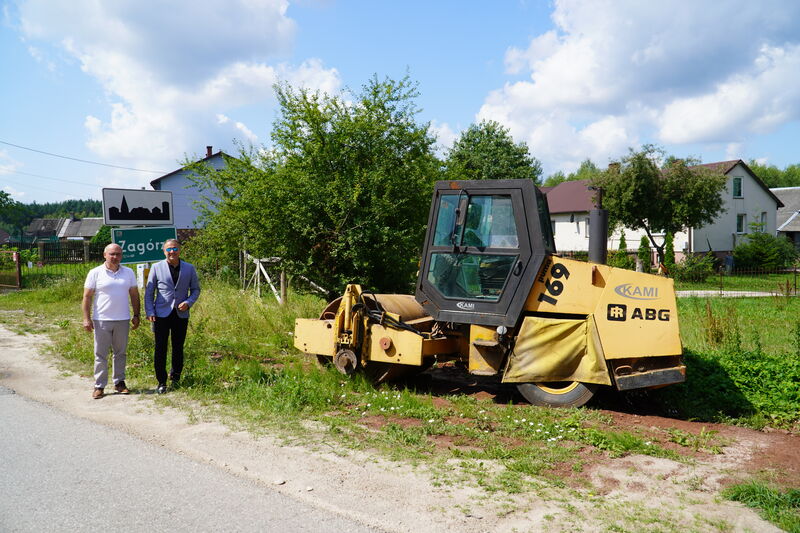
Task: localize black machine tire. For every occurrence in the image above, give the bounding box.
[516,381,598,408]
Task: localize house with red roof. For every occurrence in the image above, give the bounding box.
[543,160,783,262]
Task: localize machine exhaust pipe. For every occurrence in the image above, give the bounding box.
[588,186,608,265]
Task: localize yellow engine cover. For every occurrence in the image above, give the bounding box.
[524,257,682,359]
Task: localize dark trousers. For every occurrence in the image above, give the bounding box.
[153,309,189,385]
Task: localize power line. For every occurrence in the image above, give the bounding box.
[1,176,96,199]
[2,169,99,188]
[0,140,168,174]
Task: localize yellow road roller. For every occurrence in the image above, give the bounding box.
[295,179,685,407]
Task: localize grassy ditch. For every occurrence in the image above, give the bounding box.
[1,279,798,505]
[0,279,689,493]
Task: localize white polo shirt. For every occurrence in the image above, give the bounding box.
[84,264,137,321]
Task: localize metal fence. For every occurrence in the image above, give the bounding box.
[2,242,106,288]
[8,241,106,264]
[678,268,799,296]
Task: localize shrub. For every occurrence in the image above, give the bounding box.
[672,253,715,282]
[663,232,675,271]
[0,245,38,264]
[733,231,798,270]
[638,235,651,272]
[90,225,113,245]
[608,231,635,270]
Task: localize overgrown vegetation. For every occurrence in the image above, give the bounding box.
[187,75,439,298]
[722,481,800,532]
[0,280,730,487]
[1,277,797,533]
[653,297,800,428]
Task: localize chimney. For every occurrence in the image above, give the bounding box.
[206,146,213,158]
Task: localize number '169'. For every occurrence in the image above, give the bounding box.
[537,263,570,305]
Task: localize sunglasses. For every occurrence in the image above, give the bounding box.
[165,247,180,252]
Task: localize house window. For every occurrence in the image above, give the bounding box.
[585,217,590,238]
[760,212,767,231]
[732,177,743,198]
[736,214,746,234]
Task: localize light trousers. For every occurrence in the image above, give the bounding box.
[93,320,130,389]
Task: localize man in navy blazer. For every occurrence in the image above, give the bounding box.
[145,239,201,394]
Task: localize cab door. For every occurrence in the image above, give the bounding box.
[416,179,554,327]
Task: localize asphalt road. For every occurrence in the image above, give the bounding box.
[0,385,379,533]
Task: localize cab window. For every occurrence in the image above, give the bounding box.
[462,195,518,248]
[432,195,459,246]
[427,253,517,301]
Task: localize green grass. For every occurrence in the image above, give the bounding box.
[0,277,797,504]
[722,481,800,533]
[20,263,94,288]
[651,297,800,428]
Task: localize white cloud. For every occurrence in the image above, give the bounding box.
[0,149,22,175]
[15,0,341,186]
[659,44,800,144]
[478,0,800,175]
[1,185,26,200]
[726,143,744,161]
[429,121,458,155]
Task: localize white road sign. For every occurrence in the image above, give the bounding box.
[102,188,174,226]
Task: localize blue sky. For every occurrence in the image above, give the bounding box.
[2,0,799,204]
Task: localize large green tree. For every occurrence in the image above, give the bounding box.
[542,159,601,187]
[0,190,11,214]
[747,160,800,188]
[0,192,31,240]
[592,145,727,265]
[444,120,541,183]
[190,75,439,297]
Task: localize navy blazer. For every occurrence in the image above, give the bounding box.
[145,260,201,319]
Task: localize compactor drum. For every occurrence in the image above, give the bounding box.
[295,179,685,407]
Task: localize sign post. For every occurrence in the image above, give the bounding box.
[112,227,177,264]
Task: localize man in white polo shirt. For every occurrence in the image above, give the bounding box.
[82,243,141,399]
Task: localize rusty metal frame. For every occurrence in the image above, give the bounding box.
[0,250,22,289]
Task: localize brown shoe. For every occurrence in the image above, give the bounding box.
[92,388,104,399]
[114,381,130,395]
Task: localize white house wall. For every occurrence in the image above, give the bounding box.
[153,156,225,230]
[551,212,591,251]
[691,163,776,253]
[552,212,688,259]
[607,228,689,256]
